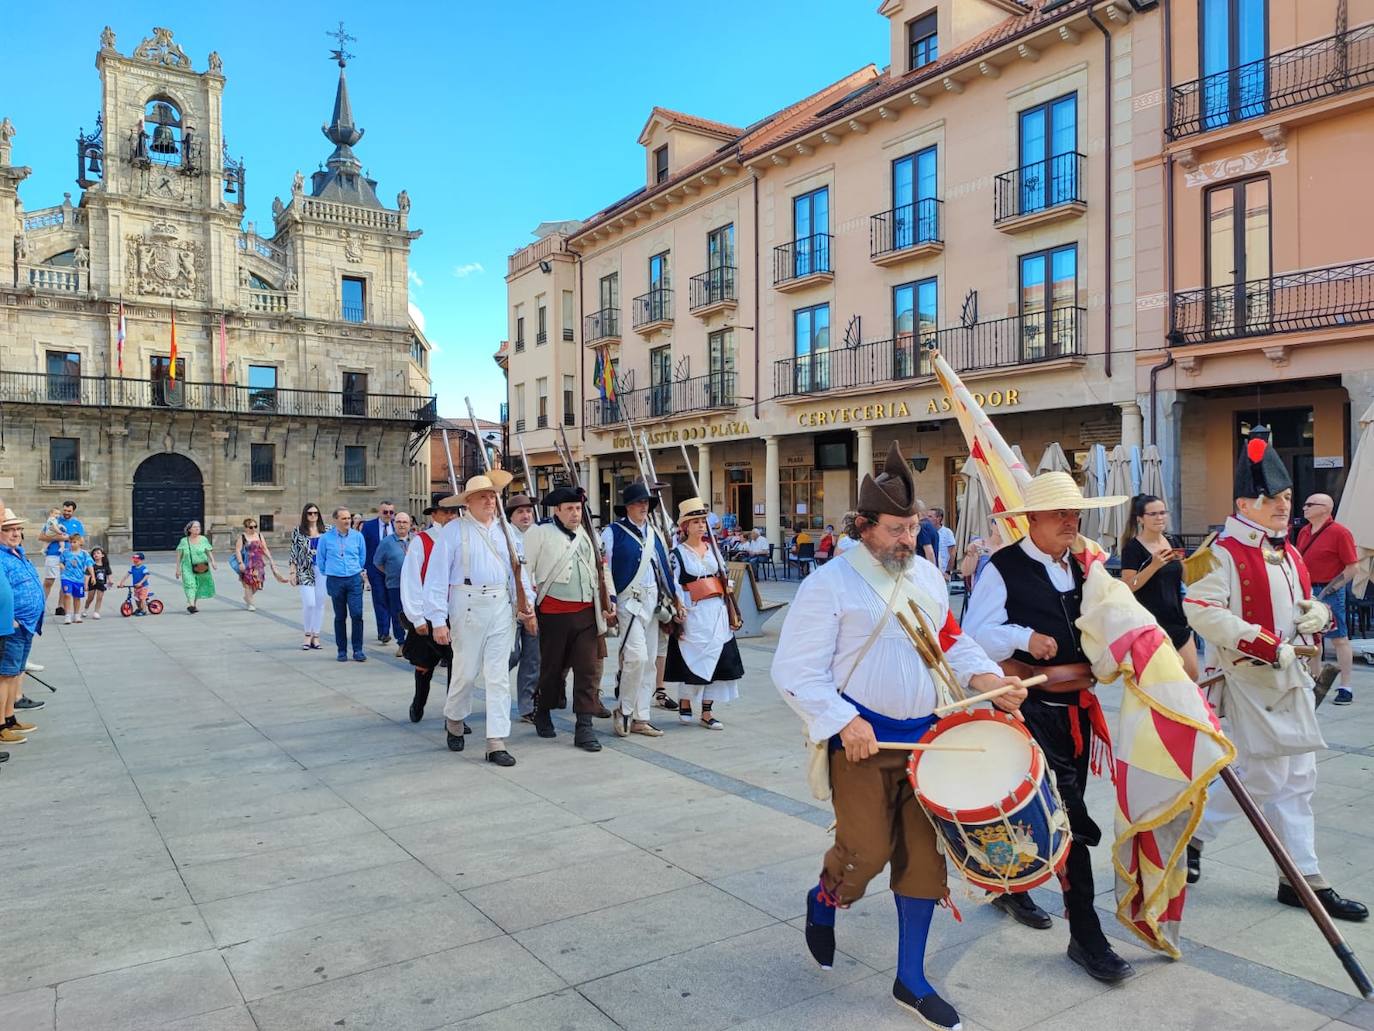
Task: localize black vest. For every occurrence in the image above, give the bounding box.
[988,543,1087,666]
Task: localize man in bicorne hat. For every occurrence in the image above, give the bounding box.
[426,473,533,767]
[1183,432,1366,921]
[400,499,456,724]
[774,442,1025,1031]
[525,487,617,751]
[963,470,1136,983]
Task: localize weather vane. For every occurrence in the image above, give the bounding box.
[326,21,356,67]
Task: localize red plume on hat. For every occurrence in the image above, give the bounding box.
[1234,428,1291,500]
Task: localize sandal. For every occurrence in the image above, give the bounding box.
[678,703,694,725]
[656,689,678,710]
[701,704,723,730]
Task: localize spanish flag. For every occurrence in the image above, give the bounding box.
[930,348,1234,960]
[593,346,616,403]
[169,304,178,385]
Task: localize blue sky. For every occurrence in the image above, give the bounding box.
[1,2,886,420]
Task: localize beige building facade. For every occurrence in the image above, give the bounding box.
[0,26,434,551]
[1137,0,1374,534]
[507,0,1159,548]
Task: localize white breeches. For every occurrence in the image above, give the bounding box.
[616,600,662,722]
[445,588,515,742]
[1196,750,1320,877]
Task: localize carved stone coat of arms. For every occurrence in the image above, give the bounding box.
[127,221,203,300]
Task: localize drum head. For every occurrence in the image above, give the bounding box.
[914,717,1033,812]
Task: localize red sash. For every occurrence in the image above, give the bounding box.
[418,530,436,582]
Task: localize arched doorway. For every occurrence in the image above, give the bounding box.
[133,453,204,551]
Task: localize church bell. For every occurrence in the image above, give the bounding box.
[86,149,102,175]
[150,102,179,154]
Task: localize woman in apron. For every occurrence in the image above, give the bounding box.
[666,498,744,729]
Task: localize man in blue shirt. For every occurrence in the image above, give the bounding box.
[38,500,84,615]
[916,501,939,567]
[318,506,367,662]
[0,509,45,744]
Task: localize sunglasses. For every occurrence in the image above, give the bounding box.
[245,523,257,528]
[306,510,320,516]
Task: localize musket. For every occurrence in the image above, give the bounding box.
[438,427,460,493]
[677,442,743,631]
[555,424,617,634]
[636,430,677,546]
[516,434,537,503]
[464,397,530,619]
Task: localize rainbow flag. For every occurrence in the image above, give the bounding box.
[930,349,1234,959]
[593,346,616,403]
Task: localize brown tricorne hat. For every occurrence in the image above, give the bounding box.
[858,442,918,517]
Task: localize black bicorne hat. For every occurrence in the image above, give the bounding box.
[1233,428,1292,500]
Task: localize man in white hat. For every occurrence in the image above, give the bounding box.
[963,470,1135,983]
[426,473,533,767]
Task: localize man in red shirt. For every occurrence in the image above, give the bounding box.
[1296,493,1361,705]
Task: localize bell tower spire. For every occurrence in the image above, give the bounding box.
[309,22,381,208]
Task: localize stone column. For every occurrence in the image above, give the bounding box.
[586,454,601,519]
[697,444,712,507]
[1141,389,1183,528]
[208,430,229,537]
[106,426,132,553]
[855,426,874,493]
[764,436,781,550]
[1118,401,1144,451]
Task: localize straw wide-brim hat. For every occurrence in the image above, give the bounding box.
[995,471,1129,518]
[0,508,24,529]
[441,471,514,508]
[676,497,710,526]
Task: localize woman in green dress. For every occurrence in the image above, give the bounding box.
[175,520,217,613]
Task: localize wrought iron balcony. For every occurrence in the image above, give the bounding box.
[1168,23,1374,140]
[689,267,737,313]
[536,330,548,345]
[0,372,437,423]
[773,233,833,289]
[584,372,737,428]
[870,200,942,263]
[1171,260,1374,345]
[993,153,1085,228]
[632,288,673,333]
[537,413,549,428]
[772,307,1085,398]
[584,307,621,345]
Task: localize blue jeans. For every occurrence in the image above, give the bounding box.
[365,567,398,639]
[385,587,407,644]
[327,574,365,657]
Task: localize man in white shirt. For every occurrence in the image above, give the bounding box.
[962,471,1134,983]
[504,494,541,723]
[399,500,456,724]
[427,473,534,768]
[773,442,1023,1031]
[931,507,957,579]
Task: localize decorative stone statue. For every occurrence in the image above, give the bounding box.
[271,196,284,219]
[0,117,15,165]
[100,26,116,50]
[396,189,410,213]
[283,267,298,291]
[291,170,304,196]
[208,51,223,74]
[15,233,27,261]
[73,244,89,269]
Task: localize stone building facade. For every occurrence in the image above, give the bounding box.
[0,26,434,551]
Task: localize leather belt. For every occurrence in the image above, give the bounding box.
[1001,658,1094,695]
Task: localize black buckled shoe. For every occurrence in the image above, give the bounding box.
[1067,939,1134,983]
[574,714,601,752]
[805,888,835,970]
[446,730,465,752]
[1186,844,1202,884]
[990,891,1053,929]
[485,749,516,768]
[1277,883,1369,921]
[892,978,961,1031]
[533,709,556,738]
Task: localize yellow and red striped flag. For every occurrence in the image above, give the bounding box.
[168,304,179,385]
[930,349,1234,959]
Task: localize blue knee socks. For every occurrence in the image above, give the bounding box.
[894,894,936,997]
[807,884,836,926]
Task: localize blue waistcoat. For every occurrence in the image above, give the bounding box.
[609,519,671,594]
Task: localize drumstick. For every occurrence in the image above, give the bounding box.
[931,674,1049,715]
[875,741,987,752]
[1294,645,1319,658]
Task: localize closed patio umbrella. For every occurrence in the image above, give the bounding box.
[1037,442,1072,475]
[1102,444,1134,553]
[1079,443,1107,543]
[955,454,991,560]
[1140,444,1166,500]
[1335,400,1374,597]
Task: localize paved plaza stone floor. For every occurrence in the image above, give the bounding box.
[3,555,1374,1030]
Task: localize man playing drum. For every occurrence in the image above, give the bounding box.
[774,442,1025,1031]
[962,472,1134,983]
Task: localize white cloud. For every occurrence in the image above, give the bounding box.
[452,262,485,279]
[408,269,425,288]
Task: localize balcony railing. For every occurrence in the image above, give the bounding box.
[41,457,88,485]
[584,307,621,344]
[536,330,548,345]
[871,200,942,259]
[1168,23,1374,140]
[585,372,737,428]
[25,265,83,293]
[563,327,575,341]
[515,418,527,432]
[772,307,1085,397]
[689,267,737,311]
[514,337,526,353]
[563,411,575,426]
[247,461,285,486]
[537,413,549,428]
[1171,260,1374,344]
[632,288,673,331]
[341,304,365,324]
[0,372,437,422]
[994,152,1085,224]
[774,233,833,286]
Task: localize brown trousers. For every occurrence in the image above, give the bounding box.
[821,748,946,904]
[535,606,603,715]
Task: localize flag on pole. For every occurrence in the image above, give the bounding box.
[219,313,228,385]
[593,346,616,403]
[929,348,1234,960]
[116,300,126,376]
[168,305,178,385]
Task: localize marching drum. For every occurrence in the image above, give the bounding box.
[906,709,1071,894]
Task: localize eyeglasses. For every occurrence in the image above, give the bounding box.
[245,523,257,529]
[1302,502,1327,509]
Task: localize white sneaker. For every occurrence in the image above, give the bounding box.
[92,612,101,620]
[63,616,72,625]
[248,604,257,612]
[74,615,83,623]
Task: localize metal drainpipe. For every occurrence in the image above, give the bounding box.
[577,250,585,445]
[752,171,761,421]
[1153,0,1178,450]
[1088,6,1113,379]
[1149,351,1175,445]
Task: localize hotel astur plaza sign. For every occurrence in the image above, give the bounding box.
[612,419,751,449]
[795,388,1021,428]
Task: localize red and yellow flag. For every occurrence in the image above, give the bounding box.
[168,305,178,385]
[930,349,1234,959]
